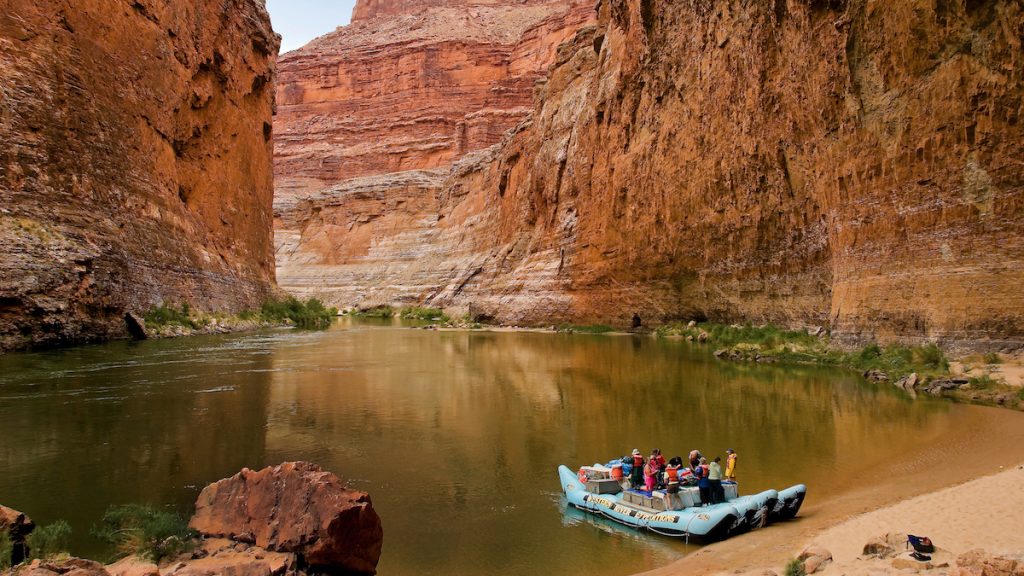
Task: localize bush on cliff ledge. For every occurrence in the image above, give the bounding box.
[92,504,195,562]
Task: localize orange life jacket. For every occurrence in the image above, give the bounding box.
[633,454,644,468]
[666,465,680,484]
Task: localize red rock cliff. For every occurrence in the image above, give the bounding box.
[273,0,594,196]
[278,0,1023,350]
[0,0,280,351]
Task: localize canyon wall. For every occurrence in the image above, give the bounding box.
[278,0,1023,350]
[273,0,596,303]
[0,0,280,351]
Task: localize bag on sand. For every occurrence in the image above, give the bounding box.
[907,534,935,553]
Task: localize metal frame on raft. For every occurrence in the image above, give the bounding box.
[557,465,806,542]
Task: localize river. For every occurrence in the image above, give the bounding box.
[2,320,1023,575]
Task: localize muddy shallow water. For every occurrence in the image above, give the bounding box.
[3,320,1023,575]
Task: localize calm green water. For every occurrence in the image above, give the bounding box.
[0,321,1018,575]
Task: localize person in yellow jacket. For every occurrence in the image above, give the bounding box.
[725,448,737,481]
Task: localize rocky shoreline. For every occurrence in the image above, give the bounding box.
[1,463,383,576]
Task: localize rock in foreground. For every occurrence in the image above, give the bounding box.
[0,505,34,565]
[189,462,382,575]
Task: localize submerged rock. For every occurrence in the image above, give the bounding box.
[189,462,383,575]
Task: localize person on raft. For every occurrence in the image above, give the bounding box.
[689,449,702,471]
[725,448,737,481]
[643,458,658,491]
[709,456,724,503]
[696,457,712,505]
[649,448,666,487]
[629,448,645,488]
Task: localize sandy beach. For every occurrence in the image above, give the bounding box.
[808,464,1024,573]
[635,405,1024,576]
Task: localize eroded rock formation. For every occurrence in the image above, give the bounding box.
[0,0,280,351]
[278,0,1023,350]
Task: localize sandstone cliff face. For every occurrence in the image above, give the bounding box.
[273,0,594,197]
[0,0,280,351]
[279,0,1023,350]
[274,0,595,305]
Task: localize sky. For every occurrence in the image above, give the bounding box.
[266,0,358,53]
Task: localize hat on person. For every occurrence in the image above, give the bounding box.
[726,448,734,453]
[632,449,641,456]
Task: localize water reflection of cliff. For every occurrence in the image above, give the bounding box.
[0,335,273,557]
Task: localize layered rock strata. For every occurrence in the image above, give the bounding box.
[274,0,594,195]
[0,0,280,351]
[279,0,1024,350]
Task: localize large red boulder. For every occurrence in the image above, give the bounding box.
[189,462,382,575]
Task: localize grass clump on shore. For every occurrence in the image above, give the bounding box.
[845,342,949,376]
[0,531,12,570]
[559,324,615,334]
[26,520,72,561]
[400,307,450,323]
[144,303,198,330]
[92,504,195,562]
[784,558,806,576]
[260,297,337,329]
[350,305,394,319]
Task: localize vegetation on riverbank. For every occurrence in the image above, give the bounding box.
[256,297,337,329]
[657,321,947,377]
[348,305,395,318]
[92,504,195,562]
[143,297,337,337]
[558,324,615,334]
[656,321,1023,410]
[400,307,450,323]
[25,519,72,562]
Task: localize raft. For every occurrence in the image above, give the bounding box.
[558,465,805,541]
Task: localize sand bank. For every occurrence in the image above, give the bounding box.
[634,405,1024,576]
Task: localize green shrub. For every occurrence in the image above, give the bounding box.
[26,520,72,561]
[968,375,999,390]
[857,344,882,362]
[784,558,806,576]
[92,504,195,562]
[917,344,949,371]
[351,305,394,319]
[400,307,449,323]
[0,530,12,570]
[560,324,615,334]
[983,352,1002,364]
[144,304,197,329]
[260,297,337,329]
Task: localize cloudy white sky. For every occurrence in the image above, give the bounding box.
[266,0,358,53]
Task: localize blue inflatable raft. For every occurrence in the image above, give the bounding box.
[558,465,805,541]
